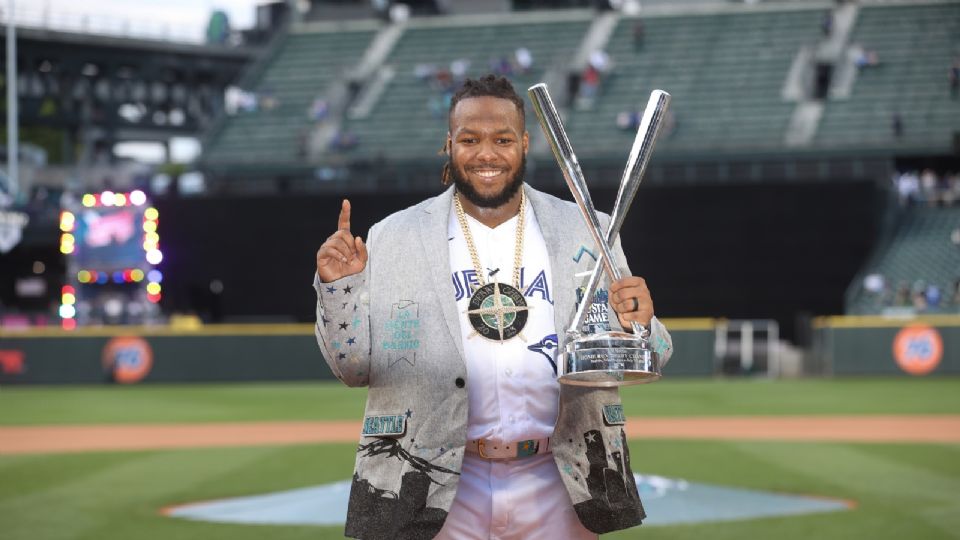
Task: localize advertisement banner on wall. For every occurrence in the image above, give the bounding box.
[892,324,944,376]
[102,336,154,383]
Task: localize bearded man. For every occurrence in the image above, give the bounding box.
[314,74,673,540]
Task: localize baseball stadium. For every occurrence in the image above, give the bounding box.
[1,0,958,539]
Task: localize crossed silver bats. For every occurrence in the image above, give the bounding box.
[527,83,670,339]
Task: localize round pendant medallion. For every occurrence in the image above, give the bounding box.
[467,282,529,341]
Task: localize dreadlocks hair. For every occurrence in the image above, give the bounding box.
[448,74,525,125]
[440,74,526,186]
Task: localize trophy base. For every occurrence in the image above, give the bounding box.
[559,331,661,387]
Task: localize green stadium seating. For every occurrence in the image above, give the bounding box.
[203,28,376,165]
[815,3,960,151]
[201,3,960,169]
[848,206,960,314]
[341,18,590,161]
[563,8,823,157]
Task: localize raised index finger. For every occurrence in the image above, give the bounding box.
[338,199,351,231]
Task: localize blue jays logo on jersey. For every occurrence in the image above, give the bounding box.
[528,333,558,375]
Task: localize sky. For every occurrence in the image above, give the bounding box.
[8,0,265,42]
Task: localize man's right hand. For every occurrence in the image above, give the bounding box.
[317,199,368,283]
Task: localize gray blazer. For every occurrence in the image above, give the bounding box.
[314,184,673,539]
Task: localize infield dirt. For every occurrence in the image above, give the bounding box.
[2,415,958,455]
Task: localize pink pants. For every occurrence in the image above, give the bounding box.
[435,453,597,540]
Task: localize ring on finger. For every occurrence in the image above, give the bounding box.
[630,297,639,313]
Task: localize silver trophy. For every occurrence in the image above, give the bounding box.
[528,83,671,387]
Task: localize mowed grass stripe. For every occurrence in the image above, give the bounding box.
[728,441,960,539]
[606,440,960,540]
[3,377,960,426]
[624,377,960,417]
[2,440,958,540]
[0,444,357,540]
[0,383,365,425]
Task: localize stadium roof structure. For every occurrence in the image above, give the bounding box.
[0,25,257,139]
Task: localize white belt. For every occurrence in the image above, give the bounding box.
[465,437,551,460]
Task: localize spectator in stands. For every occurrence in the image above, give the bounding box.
[576,50,612,106]
[894,281,911,306]
[225,87,257,114]
[328,130,358,152]
[821,11,833,37]
[854,48,880,69]
[490,55,513,77]
[348,80,362,104]
[616,110,641,131]
[920,169,939,207]
[450,59,471,84]
[895,170,920,206]
[580,64,601,101]
[943,172,960,207]
[937,172,952,207]
[414,63,437,81]
[259,89,279,111]
[863,273,886,308]
[589,49,612,74]
[297,128,309,159]
[892,112,903,139]
[632,20,645,51]
[309,98,329,121]
[566,72,581,107]
[514,47,533,74]
[925,283,942,310]
[864,273,885,296]
[912,280,928,312]
[949,58,960,99]
[433,68,455,93]
[615,107,676,138]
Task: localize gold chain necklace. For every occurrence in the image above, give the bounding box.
[454,190,530,342]
[454,190,526,293]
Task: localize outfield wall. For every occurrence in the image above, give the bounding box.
[0,319,716,384]
[814,315,959,376]
[4,316,956,384]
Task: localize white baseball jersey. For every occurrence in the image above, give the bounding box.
[439,198,596,539]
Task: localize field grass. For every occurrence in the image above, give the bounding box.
[1,440,957,540]
[608,439,960,539]
[3,376,959,425]
[1,377,959,539]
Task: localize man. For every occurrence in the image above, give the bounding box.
[314,74,673,539]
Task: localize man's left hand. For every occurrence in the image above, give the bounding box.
[609,276,654,329]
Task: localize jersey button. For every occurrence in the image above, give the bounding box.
[455,377,465,388]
